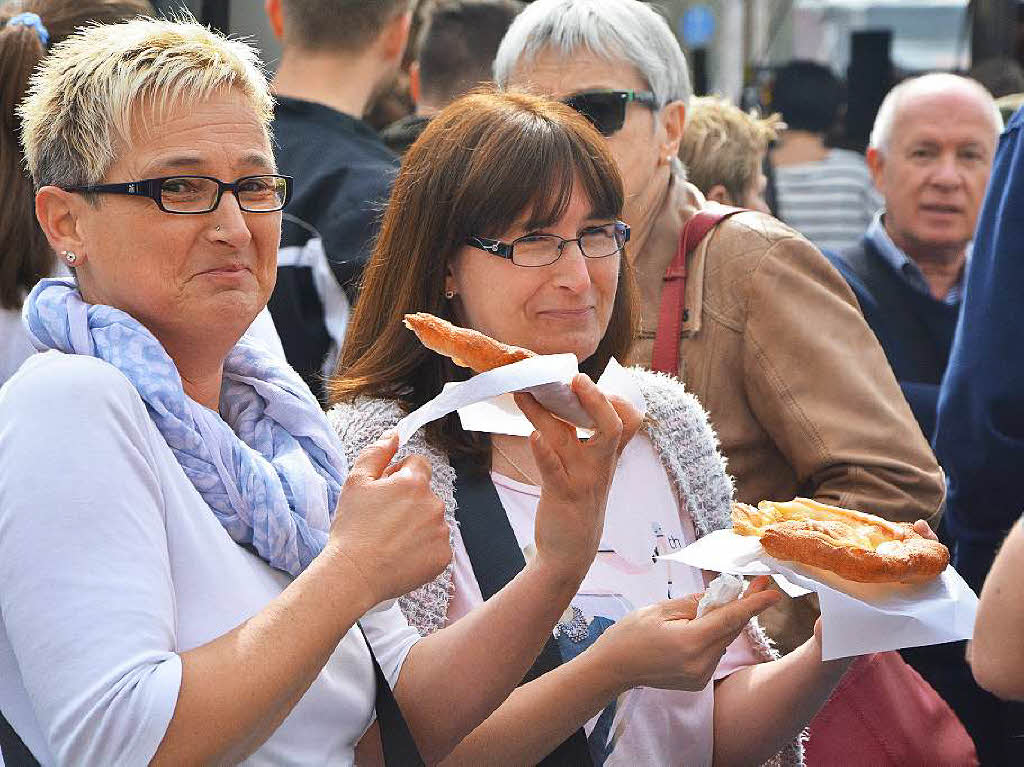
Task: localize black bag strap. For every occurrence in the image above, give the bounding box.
[359,624,425,767]
[452,457,594,766]
[0,710,40,766]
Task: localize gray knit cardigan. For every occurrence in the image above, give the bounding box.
[328,367,803,766]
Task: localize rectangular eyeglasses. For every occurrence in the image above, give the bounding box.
[465,221,630,267]
[61,174,293,214]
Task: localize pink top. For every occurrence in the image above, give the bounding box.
[447,436,760,766]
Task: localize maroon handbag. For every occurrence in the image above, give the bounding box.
[805,651,977,765]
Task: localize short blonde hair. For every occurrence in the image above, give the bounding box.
[19,15,273,188]
[679,95,781,203]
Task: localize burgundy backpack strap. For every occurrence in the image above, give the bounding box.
[651,207,744,375]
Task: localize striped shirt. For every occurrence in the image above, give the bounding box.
[774,148,883,254]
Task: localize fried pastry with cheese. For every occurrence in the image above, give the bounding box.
[732,497,949,584]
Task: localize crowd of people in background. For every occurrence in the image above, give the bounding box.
[2,0,1024,765]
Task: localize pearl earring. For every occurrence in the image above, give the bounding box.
[445,289,455,300]
[63,250,78,265]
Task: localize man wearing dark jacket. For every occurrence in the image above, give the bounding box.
[265,0,411,401]
[934,104,1024,766]
[838,73,999,441]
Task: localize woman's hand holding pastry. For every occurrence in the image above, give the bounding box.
[594,576,782,693]
[515,374,624,582]
[326,431,451,607]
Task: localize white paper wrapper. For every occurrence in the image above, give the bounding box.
[396,354,645,445]
[395,353,579,445]
[696,572,745,617]
[660,528,978,660]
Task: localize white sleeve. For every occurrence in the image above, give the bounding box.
[360,600,422,688]
[0,356,182,766]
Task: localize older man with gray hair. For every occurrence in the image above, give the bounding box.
[836,74,1000,443]
[834,72,1007,763]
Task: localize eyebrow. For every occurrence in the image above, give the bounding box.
[144,151,276,174]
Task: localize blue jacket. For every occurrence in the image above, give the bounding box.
[933,106,1024,592]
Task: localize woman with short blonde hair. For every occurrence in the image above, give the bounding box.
[0,17,635,765]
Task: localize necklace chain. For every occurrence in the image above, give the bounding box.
[492,439,541,486]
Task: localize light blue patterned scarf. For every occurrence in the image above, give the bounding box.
[24,278,345,577]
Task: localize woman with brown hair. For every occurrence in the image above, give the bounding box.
[0,0,153,384]
[329,89,853,766]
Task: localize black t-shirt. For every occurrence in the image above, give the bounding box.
[268,95,398,401]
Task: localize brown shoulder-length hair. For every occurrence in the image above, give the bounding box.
[330,89,637,459]
[0,0,153,311]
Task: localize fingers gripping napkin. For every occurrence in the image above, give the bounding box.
[696,573,746,618]
[396,313,646,445]
[732,498,949,584]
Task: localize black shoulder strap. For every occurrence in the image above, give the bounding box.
[359,624,425,767]
[452,457,594,766]
[0,710,40,766]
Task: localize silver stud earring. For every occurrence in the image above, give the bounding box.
[445,289,455,300]
[63,250,78,265]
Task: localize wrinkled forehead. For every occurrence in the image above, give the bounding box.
[506,45,648,101]
[118,86,274,170]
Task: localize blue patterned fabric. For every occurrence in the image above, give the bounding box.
[23,278,346,576]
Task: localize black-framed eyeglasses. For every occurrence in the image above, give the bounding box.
[61,174,293,214]
[563,90,659,137]
[465,221,630,267]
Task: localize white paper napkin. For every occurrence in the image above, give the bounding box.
[660,528,978,660]
[395,353,580,445]
[396,355,646,445]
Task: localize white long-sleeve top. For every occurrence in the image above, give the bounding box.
[0,352,419,766]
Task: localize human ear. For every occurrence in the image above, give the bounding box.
[659,100,687,159]
[705,184,735,206]
[409,61,422,106]
[865,147,885,193]
[265,0,284,41]
[35,187,88,265]
[444,259,459,297]
[380,10,412,64]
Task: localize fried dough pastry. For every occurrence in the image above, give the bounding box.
[732,498,949,584]
[403,312,535,372]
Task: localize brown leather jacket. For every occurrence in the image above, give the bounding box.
[628,182,946,649]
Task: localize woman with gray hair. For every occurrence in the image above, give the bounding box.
[0,16,638,766]
[494,0,961,763]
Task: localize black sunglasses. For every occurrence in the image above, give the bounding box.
[61,174,293,214]
[563,90,659,136]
